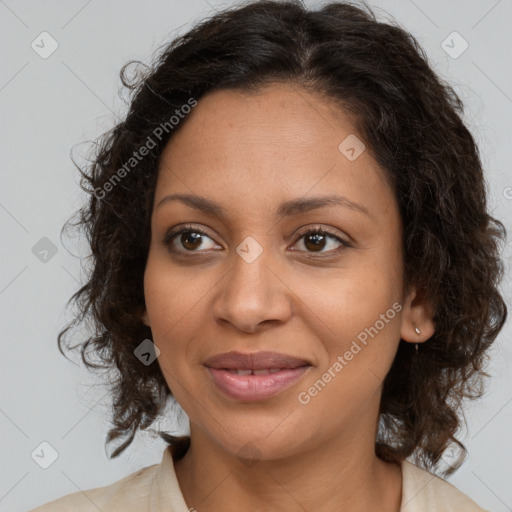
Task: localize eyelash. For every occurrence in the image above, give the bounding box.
[163,223,352,256]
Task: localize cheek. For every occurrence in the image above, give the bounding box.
[299,257,401,339]
[143,251,212,330]
[142,254,225,389]
[295,249,403,383]
[142,267,198,401]
[295,276,402,426]
[142,259,202,366]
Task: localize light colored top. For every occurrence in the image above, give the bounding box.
[28,446,489,511]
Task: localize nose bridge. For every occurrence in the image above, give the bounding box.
[213,235,292,332]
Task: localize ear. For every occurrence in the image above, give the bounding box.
[140,307,151,327]
[399,286,435,344]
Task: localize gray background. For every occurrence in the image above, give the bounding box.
[1,0,511,511]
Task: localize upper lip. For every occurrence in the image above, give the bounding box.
[203,351,312,370]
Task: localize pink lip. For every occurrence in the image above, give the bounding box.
[206,366,311,401]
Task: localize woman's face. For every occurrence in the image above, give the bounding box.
[142,83,429,461]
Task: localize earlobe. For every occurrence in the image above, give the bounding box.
[399,287,435,344]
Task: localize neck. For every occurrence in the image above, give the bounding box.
[173,420,402,512]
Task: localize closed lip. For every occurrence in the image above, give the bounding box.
[203,351,312,370]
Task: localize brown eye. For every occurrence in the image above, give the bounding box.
[303,232,328,252]
[163,224,351,256]
[179,232,203,251]
[293,228,351,254]
[164,226,220,253]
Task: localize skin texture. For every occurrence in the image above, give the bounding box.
[141,83,435,512]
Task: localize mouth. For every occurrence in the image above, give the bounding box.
[203,351,313,401]
[205,365,312,402]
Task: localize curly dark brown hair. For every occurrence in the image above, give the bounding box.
[58,0,507,476]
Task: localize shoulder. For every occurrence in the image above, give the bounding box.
[26,463,160,512]
[400,460,489,512]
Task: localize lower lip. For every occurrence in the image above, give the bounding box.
[206,366,311,401]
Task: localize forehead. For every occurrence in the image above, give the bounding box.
[155,83,394,220]
[162,83,360,164]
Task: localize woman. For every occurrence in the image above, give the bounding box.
[29,1,507,510]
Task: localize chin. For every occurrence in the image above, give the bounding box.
[205,419,311,464]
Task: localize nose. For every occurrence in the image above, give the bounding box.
[212,245,293,334]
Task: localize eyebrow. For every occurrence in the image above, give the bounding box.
[156,193,370,218]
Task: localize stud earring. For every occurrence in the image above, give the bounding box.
[414,326,420,354]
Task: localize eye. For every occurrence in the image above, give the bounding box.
[163,224,352,255]
[291,226,352,254]
[163,224,220,253]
